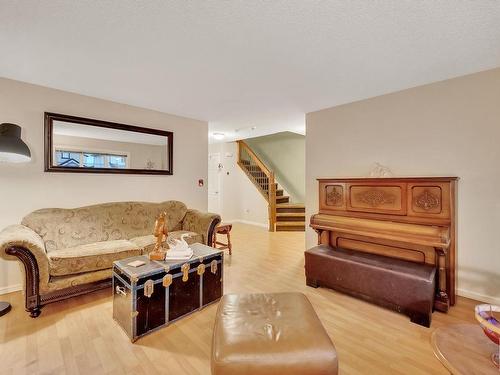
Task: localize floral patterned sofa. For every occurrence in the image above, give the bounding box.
[0,200,220,317]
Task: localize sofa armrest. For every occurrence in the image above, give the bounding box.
[182,210,221,245]
[0,224,47,262]
[0,225,50,315]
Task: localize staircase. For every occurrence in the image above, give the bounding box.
[237,140,305,232]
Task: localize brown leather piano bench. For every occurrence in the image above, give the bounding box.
[211,292,338,375]
[305,245,436,327]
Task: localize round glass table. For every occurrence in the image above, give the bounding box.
[432,324,499,374]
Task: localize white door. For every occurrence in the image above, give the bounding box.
[208,153,222,214]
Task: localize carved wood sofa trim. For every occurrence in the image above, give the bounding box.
[5,245,41,317]
[5,245,110,317]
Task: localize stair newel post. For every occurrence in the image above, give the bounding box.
[237,140,242,163]
[268,171,276,232]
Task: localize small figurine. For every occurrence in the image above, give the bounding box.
[165,233,193,260]
[369,162,394,177]
[149,212,168,261]
[167,233,190,253]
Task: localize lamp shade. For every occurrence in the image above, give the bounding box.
[0,123,31,163]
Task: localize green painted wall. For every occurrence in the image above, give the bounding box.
[245,132,305,203]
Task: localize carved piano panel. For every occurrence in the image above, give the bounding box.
[347,182,406,215]
[312,177,458,312]
[408,182,451,219]
[323,184,346,209]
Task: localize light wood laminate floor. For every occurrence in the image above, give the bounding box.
[0,223,479,374]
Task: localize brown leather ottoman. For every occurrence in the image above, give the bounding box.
[211,292,338,375]
[305,245,436,327]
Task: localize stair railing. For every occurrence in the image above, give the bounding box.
[237,140,276,231]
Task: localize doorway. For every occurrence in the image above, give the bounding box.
[208,153,222,214]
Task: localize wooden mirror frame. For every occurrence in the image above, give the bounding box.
[44,112,173,175]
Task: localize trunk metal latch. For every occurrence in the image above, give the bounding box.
[211,260,218,274]
[182,263,190,282]
[144,279,154,298]
[197,263,206,276]
[163,274,172,288]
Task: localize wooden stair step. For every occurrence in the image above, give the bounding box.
[275,203,305,213]
[276,227,306,231]
[276,212,306,223]
[276,227,305,232]
[276,212,305,217]
[276,196,290,203]
[276,215,304,222]
[275,221,305,226]
[275,221,306,231]
[276,203,305,208]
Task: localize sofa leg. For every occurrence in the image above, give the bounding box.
[306,278,319,288]
[28,306,41,318]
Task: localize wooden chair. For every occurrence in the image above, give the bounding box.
[212,223,232,255]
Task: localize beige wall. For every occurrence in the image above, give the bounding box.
[245,132,305,203]
[306,67,500,304]
[53,134,166,170]
[208,142,269,227]
[0,77,208,293]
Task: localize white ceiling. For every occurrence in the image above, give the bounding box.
[1,1,500,143]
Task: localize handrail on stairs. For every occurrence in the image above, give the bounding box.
[236,140,276,232]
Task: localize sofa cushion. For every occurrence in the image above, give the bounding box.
[129,235,157,254]
[48,240,141,276]
[21,200,188,252]
[130,231,204,254]
[47,268,112,292]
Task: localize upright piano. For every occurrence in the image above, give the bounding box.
[310,177,458,312]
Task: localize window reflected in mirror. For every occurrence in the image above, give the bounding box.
[55,150,127,169]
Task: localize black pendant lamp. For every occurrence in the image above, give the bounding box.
[0,123,30,317]
[0,123,31,163]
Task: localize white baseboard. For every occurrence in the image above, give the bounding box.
[0,283,22,296]
[225,219,268,229]
[457,289,500,305]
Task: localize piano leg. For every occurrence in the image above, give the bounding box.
[434,248,450,312]
[315,229,327,245]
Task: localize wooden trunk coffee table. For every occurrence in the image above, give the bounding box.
[112,243,224,342]
[431,324,499,374]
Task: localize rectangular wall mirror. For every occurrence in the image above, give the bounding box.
[44,112,173,175]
